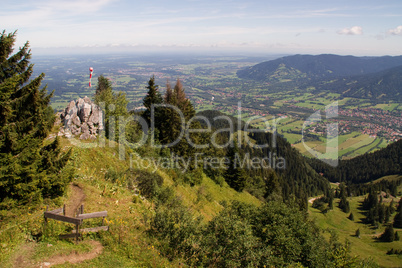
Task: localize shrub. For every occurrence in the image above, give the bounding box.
[380,225,395,242]
[149,199,202,262]
[130,169,163,199]
[155,186,175,205]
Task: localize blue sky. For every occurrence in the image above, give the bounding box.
[1,0,402,55]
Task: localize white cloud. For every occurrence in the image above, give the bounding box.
[388,25,402,36]
[337,26,363,35]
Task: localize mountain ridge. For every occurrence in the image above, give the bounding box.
[310,65,402,101]
[237,54,402,82]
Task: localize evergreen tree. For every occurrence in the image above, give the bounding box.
[95,74,113,97]
[355,228,360,238]
[362,189,379,210]
[348,212,354,221]
[328,193,334,210]
[159,79,197,157]
[339,195,350,213]
[393,198,402,228]
[225,141,247,192]
[0,30,72,206]
[94,75,128,141]
[395,231,400,241]
[384,206,391,223]
[389,199,395,214]
[264,169,282,201]
[380,225,395,242]
[142,75,163,129]
[378,204,385,223]
[158,80,180,147]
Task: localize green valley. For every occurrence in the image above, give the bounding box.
[1,31,402,268]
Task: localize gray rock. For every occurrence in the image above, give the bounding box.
[81,123,89,133]
[79,103,92,122]
[72,115,81,126]
[79,132,91,140]
[83,96,91,103]
[60,97,104,139]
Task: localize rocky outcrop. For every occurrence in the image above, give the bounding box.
[58,97,103,139]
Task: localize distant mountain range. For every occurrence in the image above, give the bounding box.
[312,65,402,101]
[237,54,402,101]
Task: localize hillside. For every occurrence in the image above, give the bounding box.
[307,139,402,184]
[303,65,402,101]
[196,110,330,199]
[237,54,402,82]
[309,192,402,267]
[0,135,262,267]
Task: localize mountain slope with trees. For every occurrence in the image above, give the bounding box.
[307,65,402,101]
[307,139,402,184]
[196,110,330,203]
[237,54,402,82]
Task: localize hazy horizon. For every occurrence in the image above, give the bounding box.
[2,0,402,57]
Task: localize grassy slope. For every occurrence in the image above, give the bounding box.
[308,193,402,267]
[1,135,260,267]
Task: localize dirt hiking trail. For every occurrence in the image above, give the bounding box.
[12,183,104,267]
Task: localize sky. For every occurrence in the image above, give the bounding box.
[1,0,402,56]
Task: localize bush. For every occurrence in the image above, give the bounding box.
[200,212,263,267]
[130,169,163,199]
[380,225,395,242]
[149,199,202,262]
[312,197,327,211]
[184,168,203,186]
[155,186,175,205]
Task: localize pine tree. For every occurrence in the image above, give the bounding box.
[0,30,72,206]
[224,141,246,192]
[389,199,395,214]
[393,198,402,228]
[159,79,197,157]
[328,194,334,210]
[95,75,113,97]
[264,169,282,201]
[339,195,350,213]
[94,75,128,141]
[380,225,395,242]
[142,75,163,128]
[378,204,385,223]
[348,212,354,221]
[384,206,390,223]
[355,228,360,238]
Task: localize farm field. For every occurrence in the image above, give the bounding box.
[293,132,388,159]
[31,54,401,159]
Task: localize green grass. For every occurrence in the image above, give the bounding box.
[1,130,261,267]
[373,103,400,111]
[309,196,402,267]
[284,130,390,160]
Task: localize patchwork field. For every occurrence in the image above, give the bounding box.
[34,55,400,160]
